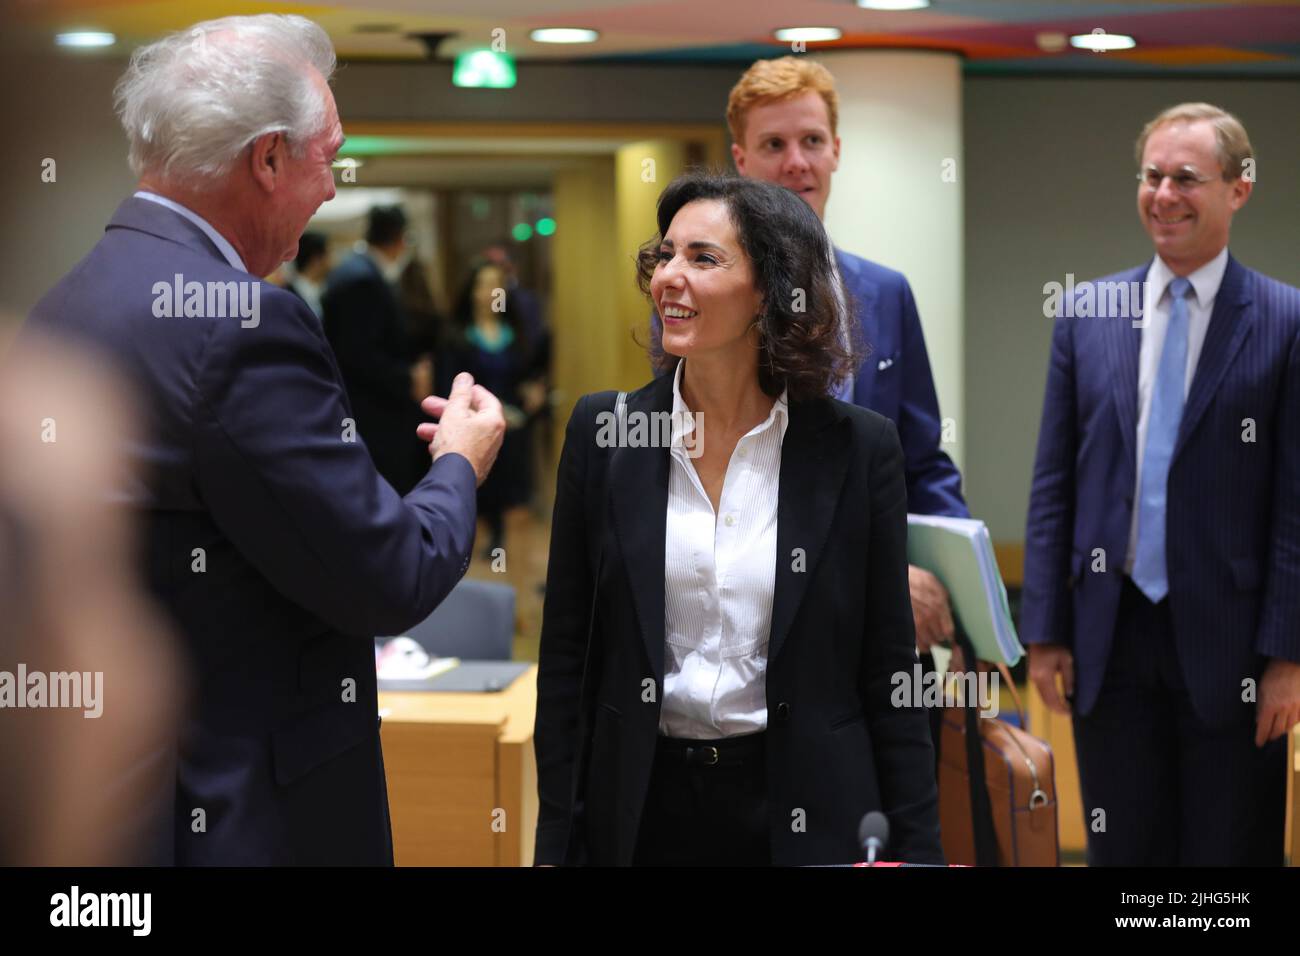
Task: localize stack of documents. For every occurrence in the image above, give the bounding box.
[906,514,1024,666]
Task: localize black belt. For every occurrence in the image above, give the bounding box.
[656,731,766,768]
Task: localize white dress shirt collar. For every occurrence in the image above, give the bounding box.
[134,190,248,273]
[668,358,790,454]
[1146,246,1229,311]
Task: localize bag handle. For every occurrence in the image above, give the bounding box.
[996,661,1026,729]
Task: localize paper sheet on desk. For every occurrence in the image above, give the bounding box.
[375,635,460,679]
[907,514,1023,666]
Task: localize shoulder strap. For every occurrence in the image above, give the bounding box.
[955,628,1001,867]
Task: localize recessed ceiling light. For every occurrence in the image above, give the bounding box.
[531,28,599,44]
[857,0,931,10]
[773,27,843,43]
[1070,31,1136,52]
[55,31,115,48]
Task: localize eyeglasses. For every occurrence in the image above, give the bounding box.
[1137,166,1218,194]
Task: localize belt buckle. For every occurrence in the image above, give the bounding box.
[701,745,719,767]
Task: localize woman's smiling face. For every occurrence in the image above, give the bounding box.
[651,199,763,362]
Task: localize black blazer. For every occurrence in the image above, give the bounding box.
[534,372,943,866]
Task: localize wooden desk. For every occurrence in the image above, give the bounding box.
[378,664,537,867]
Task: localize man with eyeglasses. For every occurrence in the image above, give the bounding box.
[1022,103,1300,865]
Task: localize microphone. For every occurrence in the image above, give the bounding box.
[858,812,890,865]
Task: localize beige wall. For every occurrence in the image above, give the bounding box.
[615,139,687,389]
[550,158,618,452]
[0,49,135,318]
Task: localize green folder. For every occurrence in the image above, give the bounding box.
[906,514,1023,666]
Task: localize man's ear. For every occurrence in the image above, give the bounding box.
[731,141,746,176]
[248,132,284,193]
[1228,174,1253,212]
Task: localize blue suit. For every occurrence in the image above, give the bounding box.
[834,249,967,518]
[1022,254,1300,864]
[26,197,478,864]
[652,248,966,518]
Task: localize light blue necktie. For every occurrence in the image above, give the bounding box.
[1132,276,1193,602]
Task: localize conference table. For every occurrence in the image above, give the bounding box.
[378,663,538,867]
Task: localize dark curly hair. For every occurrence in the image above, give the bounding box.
[636,171,861,401]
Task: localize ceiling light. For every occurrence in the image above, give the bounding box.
[773,27,843,43]
[531,28,599,44]
[1070,31,1136,52]
[55,32,115,48]
[857,1,931,10]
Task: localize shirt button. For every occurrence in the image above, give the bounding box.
[776,702,791,721]
[737,448,747,459]
[724,514,736,527]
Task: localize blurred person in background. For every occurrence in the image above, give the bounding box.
[443,260,546,558]
[324,204,434,495]
[480,241,551,514]
[286,230,330,320]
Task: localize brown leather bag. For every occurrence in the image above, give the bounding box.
[937,644,1060,867]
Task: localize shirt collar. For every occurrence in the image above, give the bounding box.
[669,358,790,453]
[134,191,247,273]
[1148,246,1229,309]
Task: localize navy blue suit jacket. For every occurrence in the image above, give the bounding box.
[27,197,478,864]
[1021,255,1300,726]
[835,249,967,518]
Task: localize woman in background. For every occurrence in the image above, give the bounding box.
[442,262,543,557]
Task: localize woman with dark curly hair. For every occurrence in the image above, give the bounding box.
[533,172,943,866]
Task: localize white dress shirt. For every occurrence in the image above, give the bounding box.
[660,359,789,739]
[134,190,248,273]
[1124,246,1229,573]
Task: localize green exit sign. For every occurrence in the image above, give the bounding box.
[453,49,517,89]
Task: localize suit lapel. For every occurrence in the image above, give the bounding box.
[770,399,849,663]
[607,374,673,683]
[1104,265,1147,469]
[836,248,881,404]
[1174,255,1253,462]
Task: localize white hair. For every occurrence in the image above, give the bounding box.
[114,14,337,185]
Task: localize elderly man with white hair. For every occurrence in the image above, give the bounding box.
[26,14,505,865]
